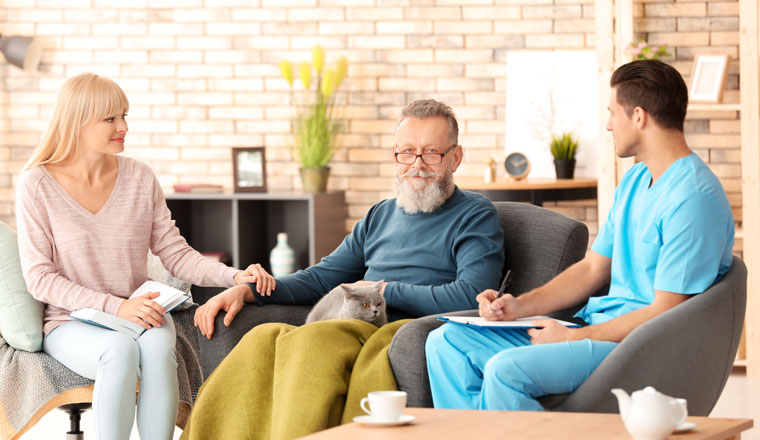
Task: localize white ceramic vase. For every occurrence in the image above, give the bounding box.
[270,232,295,277]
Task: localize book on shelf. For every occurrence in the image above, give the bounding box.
[437,315,581,329]
[69,280,191,340]
[172,183,224,193]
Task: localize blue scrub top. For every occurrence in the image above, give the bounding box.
[577,153,734,325]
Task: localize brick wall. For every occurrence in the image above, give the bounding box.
[0,0,741,251]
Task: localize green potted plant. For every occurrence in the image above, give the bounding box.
[280,46,348,193]
[550,132,578,179]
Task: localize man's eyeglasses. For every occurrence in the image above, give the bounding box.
[394,144,457,165]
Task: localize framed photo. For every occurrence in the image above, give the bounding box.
[232,147,267,193]
[689,54,731,103]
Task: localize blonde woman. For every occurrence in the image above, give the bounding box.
[15,73,275,440]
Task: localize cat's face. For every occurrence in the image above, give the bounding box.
[341,282,387,325]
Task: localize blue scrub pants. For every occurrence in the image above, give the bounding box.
[425,323,617,411]
[43,316,178,440]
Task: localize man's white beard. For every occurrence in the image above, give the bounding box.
[394,169,455,214]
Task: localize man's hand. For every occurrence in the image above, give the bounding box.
[233,264,276,296]
[344,280,387,295]
[527,319,578,345]
[194,284,252,339]
[476,290,523,321]
[117,291,165,329]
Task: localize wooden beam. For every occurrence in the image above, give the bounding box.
[596,0,615,226]
[739,0,760,378]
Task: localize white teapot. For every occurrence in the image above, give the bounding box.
[611,386,688,440]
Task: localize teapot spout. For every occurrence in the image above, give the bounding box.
[611,388,631,420]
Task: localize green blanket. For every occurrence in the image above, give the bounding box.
[181,319,409,440]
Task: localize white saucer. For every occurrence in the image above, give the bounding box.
[673,421,697,433]
[353,414,415,427]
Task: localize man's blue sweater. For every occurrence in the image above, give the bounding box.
[250,188,505,319]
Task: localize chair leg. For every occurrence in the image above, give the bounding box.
[58,403,92,440]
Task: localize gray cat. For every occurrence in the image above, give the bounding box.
[305,281,387,326]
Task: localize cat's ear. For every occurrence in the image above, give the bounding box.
[373,280,384,289]
[340,284,354,294]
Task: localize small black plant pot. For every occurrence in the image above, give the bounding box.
[553,159,576,179]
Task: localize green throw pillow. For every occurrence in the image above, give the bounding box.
[0,221,43,352]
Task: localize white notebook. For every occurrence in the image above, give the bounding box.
[437,315,581,329]
[69,280,190,340]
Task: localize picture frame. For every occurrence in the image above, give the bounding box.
[232,147,267,193]
[689,54,731,103]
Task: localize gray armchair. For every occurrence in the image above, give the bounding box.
[389,255,746,416]
[197,201,591,384]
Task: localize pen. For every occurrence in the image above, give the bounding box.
[496,269,513,298]
[490,270,513,315]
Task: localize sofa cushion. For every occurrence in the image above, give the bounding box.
[0,221,43,352]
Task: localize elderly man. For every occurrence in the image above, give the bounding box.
[195,98,504,346]
[180,99,505,440]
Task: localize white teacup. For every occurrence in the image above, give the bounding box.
[360,391,407,422]
[673,398,688,427]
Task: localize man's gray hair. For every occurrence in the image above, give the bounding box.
[396,99,459,147]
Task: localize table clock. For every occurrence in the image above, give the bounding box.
[504,152,530,180]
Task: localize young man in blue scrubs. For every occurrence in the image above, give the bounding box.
[425,59,735,411]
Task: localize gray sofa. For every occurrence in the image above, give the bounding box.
[197,201,591,390]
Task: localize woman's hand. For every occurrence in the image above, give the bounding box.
[117,291,165,329]
[233,263,276,296]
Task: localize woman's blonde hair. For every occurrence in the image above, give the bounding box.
[24,73,129,170]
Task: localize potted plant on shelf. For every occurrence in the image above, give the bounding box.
[550,132,578,179]
[280,45,348,193]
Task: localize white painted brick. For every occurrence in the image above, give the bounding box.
[1,0,34,7]
[376,21,433,34]
[525,34,585,48]
[152,134,209,147]
[148,50,203,64]
[6,106,38,119]
[127,92,176,105]
[408,35,464,49]
[206,22,261,35]
[465,63,506,78]
[1,24,36,35]
[494,20,553,34]
[234,64,279,77]
[179,147,230,161]
[236,120,291,133]
[291,36,347,49]
[234,36,290,49]
[121,37,175,50]
[263,0,315,5]
[434,21,493,35]
[377,50,434,63]
[177,64,233,78]
[288,8,345,21]
[379,78,435,92]
[129,120,179,133]
[349,36,405,49]
[179,120,235,134]
[177,37,231,50]
[151,79,207,92]
[407,64,465,77]
[113,79,151,92]
[148,23,204,36]
[152,106,208,120]
[645,3,707,17]
[465,35,525,49]
[319,22,373,35]
[209,106,265,120]
[122,64,176,77]
[523,5,582,19]
[95,50,149,64]
[177,93,233,106]
[65,65,121,77]
[405,7,460,19]
[235,93,291,105]
[464,6,520,19]
[232,8,288,21]
[555,18,596,33]
[320,0,373,5]
[64,37,120,50]
[347,7,403,20]
[149,0,203,7]
[128,147,179,161]
[205,50,260,64]
[7,10,62,22]
[174,9,232,22]
[92,0,146,7]
[436,49,493,63]
[437,78,493,91]
[209,79,263,92]
[43,50,94,64]
[35,23,91,36]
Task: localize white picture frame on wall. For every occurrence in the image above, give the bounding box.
[689,54,731,103]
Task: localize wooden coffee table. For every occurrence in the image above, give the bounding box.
[300,408,753,440]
